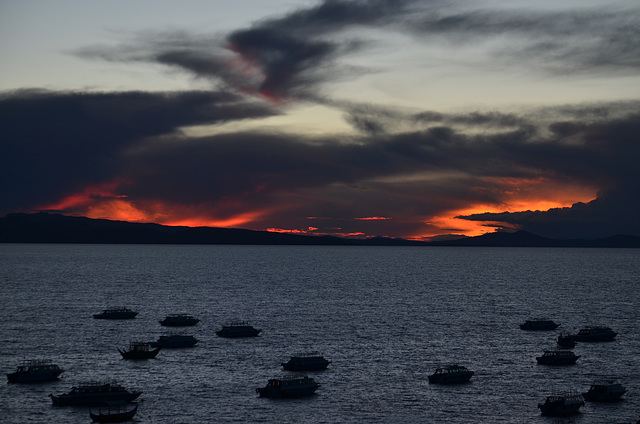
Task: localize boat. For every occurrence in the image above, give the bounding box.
[216,321,261,338]
[90,403,138,422]
[282,352,331,371]
[93,308,138,320]
[428,365,474,384]
[519,319,559,331]
[538,392,584,416]
[118,342,161,359]
[556,333,577,348]
[159,313,199,326]
[583,380,627,402]
[256,375,320,398]
[536,350,580,365]
[149,334,198,348]
[573,326,617,342]
[7,359,64,383]
[50,381,142,406]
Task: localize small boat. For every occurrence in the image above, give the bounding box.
[282,352,331,371]
[149,334,198,348]
[256,375,320,398]
[428,365,474,384]
[7,359,64,383]
[90,403,138,422]
[583,380,627,402]
[519,319,559,331]
[216,321,261,338]
[118,342,161,359]
[50,381,142,406]
[159,313,199,327]
[93,308,138,320]
[573,326,617,342]
[538,392,584,416]
[536,350,580,365]
[556,333,577,348]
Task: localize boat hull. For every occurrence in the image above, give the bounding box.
[119,347,161,359]
[216,328,261,338]
[538,402,583,416]
[7,369,63,383]
[90,404,138,423]
[51,391,141,406]
[428,372,474,384]
[282,358,330,371]
[93,312,138,320]
[256,384,320,398]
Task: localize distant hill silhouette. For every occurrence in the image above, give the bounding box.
[0,213,638,247]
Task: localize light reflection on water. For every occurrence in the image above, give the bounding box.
[0,244,638,423]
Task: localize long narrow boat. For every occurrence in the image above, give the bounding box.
[90,403,138,422]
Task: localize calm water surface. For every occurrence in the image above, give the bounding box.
[0,244,638,423]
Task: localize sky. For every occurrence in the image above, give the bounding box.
[1,0,639,240]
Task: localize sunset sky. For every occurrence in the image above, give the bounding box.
[2,0,639,240]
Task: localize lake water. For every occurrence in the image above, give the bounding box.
[0,244,638,423]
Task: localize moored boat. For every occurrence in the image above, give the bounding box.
[583,380,627,402]
[556,333,576,348]
[520,319,559,331]
[216,321,261,338]
[428,365,474,384]
[256,375,320,398]
[538,392,584,416]
[573,326,617,342]
[149,334,198,348]
[50,381,141,406]
[7,359,64,383]
[93,308,138,320]
[536,350,580,365]
[90,403,138,422]
[282,352,331,371]
[159,313,199,327]
[118,342,161,359]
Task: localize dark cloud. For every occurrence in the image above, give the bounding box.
[0,89,277,214]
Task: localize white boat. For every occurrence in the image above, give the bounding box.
[583,380,627,402]
[282,352,331,371]
[7,359,64,383]
[573,326,617,342]
[256,375,320,398]
[536,350,580,365]
[538,392,584,416]
[428,365,474,384]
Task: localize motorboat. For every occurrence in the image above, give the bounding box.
[50,381,142,406]
[573,326,617,342]
[150,334,198,348]
[428,365,474,384]
[556,333,577,348]
[216,321,261,338]
[519,319,559,331]
[93,308,138,320]
[538,392,584,416]
[583,380,627,402]
[90,403,138,422]
[282,352,331,371]
[118,342,161,359]
[159,313,199,327]
[256,375,320,398]
[7,359,64,383]
[536,350,580,365]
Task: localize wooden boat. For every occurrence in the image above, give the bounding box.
[93,308,138,320]
[519,319,559,331]
[538,392,584,416]
[428,365,474,384]
[216,321,261,338]
[7,359,64,383]
[159,313,199,326]
[573,326,617,342]
[536,350,580,365]
[583,380,627,402]
[50,381,142,406]
[90,403,138,422]
[118,342,160,359]
[282,352,331,371]
[256,375,320,398]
